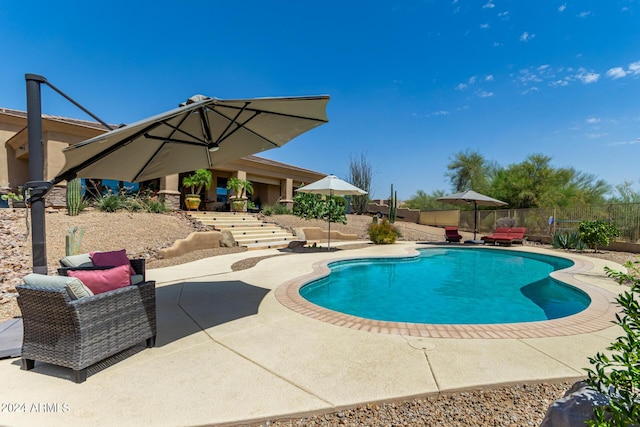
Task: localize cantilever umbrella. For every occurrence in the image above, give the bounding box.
[28,94,329,273]
[55,94,330,183]
[295,175,367,249]
[437,190,507,240]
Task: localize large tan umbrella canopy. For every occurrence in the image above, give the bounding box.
[55,94,330,183]
[437,190,507,240]
[295,175,367,249]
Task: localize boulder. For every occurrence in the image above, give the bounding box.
[540,381,609,427]
[287,240,307,251]
[220,230,237,248]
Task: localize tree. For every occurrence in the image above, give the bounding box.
[489,154,609,208]
[609,180,640,203]
[404,189,448,211]
[578,220,620,252]
[446,150,490,193]
[347,152,373,214]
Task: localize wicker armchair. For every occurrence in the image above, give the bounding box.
[16,276,156,383]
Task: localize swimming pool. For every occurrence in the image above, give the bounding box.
[299,248,591,324]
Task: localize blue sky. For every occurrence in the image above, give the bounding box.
[1,1,639,200]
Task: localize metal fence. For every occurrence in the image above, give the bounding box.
[457,203,640,243]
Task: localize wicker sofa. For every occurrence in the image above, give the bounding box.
[16,257,156,383]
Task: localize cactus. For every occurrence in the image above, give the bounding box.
[66,178,82,216]
[65,226,85,256]
[389,184,397,224]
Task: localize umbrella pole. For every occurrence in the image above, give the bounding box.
[327,190,332,250]
[474,201,478,240]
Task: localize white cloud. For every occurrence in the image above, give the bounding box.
[477,90,494,98]
[577,10,592,18]
[456,83,468,90]
[430,110,450,117]
[549,79,569,87]
[468,76,477,84]
[586,117,600,124]
[606,67,627,79]
[498,11,509,20]
[483,1,495,9]
[485,75,494,81]
[629,61,640,75]
[493,41,503,47]
[480,23,490,29]
[520,31,535,42]
[558,4,566,12]
[575,68,600,84]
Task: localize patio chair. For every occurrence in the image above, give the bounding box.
[444,226,463,243]
[16,272,156,383]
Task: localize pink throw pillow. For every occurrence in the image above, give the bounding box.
[67,264,131,295]
[91,249,135,275]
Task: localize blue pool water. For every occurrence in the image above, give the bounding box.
[299,248,590,324]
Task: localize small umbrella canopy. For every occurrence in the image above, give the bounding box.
[437,190,507,240]
[296,175,367,248]
[55,94,330,183]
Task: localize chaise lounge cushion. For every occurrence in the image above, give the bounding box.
[67,264,131,295]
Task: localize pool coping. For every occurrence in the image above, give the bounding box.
[275,245,620,339]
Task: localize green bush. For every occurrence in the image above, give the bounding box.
[95,194,124,212]
[145,198,167,213]
[368,218,400,244]
[293,192,347,224]
[584,257,640,426]
[578,220,620,252]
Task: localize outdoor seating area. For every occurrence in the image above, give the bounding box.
[15,251,156,383]
[481,227,527,246]
[0,243,624,426]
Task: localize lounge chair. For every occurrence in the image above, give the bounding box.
[482,227,527,246]
[444,226,463,243]
[17,258,156,383]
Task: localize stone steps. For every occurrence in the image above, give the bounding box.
[187,211,298,250]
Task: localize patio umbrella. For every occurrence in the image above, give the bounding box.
[27,94,329,274]
[295,175,367,249]
[436,190,507,240]
[54,94,330,183]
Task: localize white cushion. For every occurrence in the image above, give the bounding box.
[23,273,94,300]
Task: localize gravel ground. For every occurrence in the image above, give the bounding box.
[1,209,638,426]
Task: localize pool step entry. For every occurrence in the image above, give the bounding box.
[186,211,298,250]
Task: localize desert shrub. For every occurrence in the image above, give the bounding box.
[145,198,167,213]
[552,230,587,250]
[368,218,400,244]
[584,257,640,426]
[95,194,124,212]
[578,220,620,252]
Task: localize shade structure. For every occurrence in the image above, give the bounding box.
[436,190,507,240]
[296,175,367,248]
[55,94,330,183]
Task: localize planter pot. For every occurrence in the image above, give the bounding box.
[231,198,246,212]
[184,195,201,211]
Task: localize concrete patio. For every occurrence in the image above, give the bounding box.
[0,243,626,427]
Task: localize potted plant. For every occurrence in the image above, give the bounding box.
[182,169,213,210]
[1,186,24,209]
[226,178,253,212]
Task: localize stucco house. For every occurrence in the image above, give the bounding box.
[0,108,325,210]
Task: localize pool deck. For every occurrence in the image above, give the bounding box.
[0,243,627,427]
